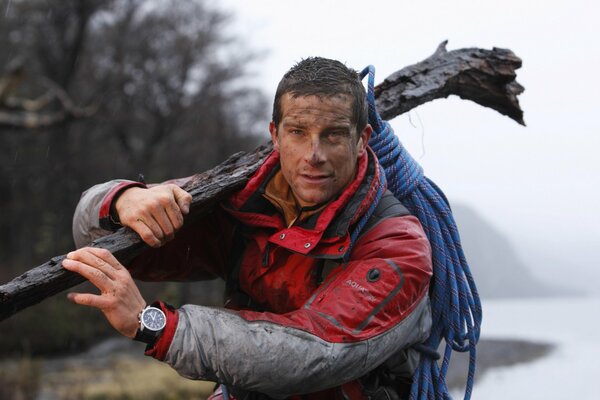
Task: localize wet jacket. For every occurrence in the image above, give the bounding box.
[72,148,433,399]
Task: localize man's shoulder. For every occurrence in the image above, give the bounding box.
[360,190,411,237]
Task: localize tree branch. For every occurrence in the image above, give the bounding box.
[0,59,97,130]
[0,76,97,129]
[375,41,525,125]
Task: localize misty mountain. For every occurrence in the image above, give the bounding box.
[451,203,571,298]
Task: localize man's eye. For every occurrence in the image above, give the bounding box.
[290,129,303,135]
[327,131,347,140]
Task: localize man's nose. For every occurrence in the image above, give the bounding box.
[305,137,326,165]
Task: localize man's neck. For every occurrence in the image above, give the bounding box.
[262,170,328,228]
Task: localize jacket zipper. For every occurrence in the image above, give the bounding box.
[262,242,271,267]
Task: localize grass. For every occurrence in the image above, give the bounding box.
[0,357,41,400]
[1,356,215,400]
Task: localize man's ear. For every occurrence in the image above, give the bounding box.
[356,124,373,156]
[269,121,280,152]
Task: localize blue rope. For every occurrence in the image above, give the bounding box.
[359,65,482,400]
[345,163,387,262]
[221,384,230,400]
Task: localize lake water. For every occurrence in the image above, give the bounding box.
[452,296,600,399]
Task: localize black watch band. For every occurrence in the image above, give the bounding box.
[134,325,162,346]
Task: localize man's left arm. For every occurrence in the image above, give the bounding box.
[151,215,432,398]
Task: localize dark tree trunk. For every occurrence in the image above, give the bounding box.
[0,42,525,322]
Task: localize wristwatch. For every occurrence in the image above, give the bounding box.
[134,305,167,345]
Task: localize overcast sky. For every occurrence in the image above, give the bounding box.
[220,0,600,294]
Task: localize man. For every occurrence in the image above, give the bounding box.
[65,57,433,399]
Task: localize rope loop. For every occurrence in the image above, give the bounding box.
[360,66,424,199]
[345,163,386,262]
[359,65,482,400]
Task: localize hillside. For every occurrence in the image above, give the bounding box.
[451,203,570,298]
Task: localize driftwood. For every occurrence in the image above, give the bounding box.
[376,41,524,125]
[0,42,524,321]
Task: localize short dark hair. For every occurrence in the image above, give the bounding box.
[272,57,368,136]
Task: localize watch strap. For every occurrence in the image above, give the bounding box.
[134,324,162,345]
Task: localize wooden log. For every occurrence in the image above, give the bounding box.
[0,42,524,321]
[0,145,273,321]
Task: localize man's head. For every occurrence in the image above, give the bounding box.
[269,58,372,208]
[272,57,368,134]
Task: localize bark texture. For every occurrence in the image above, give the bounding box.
[0,42,524,321]
[375,41,524,125]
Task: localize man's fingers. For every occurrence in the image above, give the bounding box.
[66,248,121,279]
[164,202,184,233]
[67,292,110,309]
[173,186,192,215]
[63,258,113,292]
[151,206,177,242]
[84,247,125,271]
[132,215,165,247]
[162,185,188,236]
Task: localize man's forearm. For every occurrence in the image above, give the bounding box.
[154,296,431,398]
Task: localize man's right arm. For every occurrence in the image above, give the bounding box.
[72,179,147,248]
[73,177,193,248]
[72,178,231,282]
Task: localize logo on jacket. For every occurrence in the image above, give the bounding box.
[345,279,376,302]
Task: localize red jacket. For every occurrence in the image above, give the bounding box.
[73,148,433,399]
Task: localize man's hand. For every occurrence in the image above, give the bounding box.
[62,247,146,339]
[115,184,192,247]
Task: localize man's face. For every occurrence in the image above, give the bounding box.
[269,93,372,208]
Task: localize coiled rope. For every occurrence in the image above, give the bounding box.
[358,65,482,400]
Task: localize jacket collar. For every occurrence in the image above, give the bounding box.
[262,168,329,228]
[226,147,383,257]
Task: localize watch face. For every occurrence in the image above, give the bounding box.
[142,307,166,331]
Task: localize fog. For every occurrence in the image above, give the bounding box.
[223,0,600,295]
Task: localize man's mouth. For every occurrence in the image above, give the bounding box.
[300,173,330,183]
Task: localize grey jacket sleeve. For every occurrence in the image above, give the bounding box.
[72,180,136,248]
[162,295,431,398]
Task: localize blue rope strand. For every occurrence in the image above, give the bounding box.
[345,163,387,262]
[359,65,482,400]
